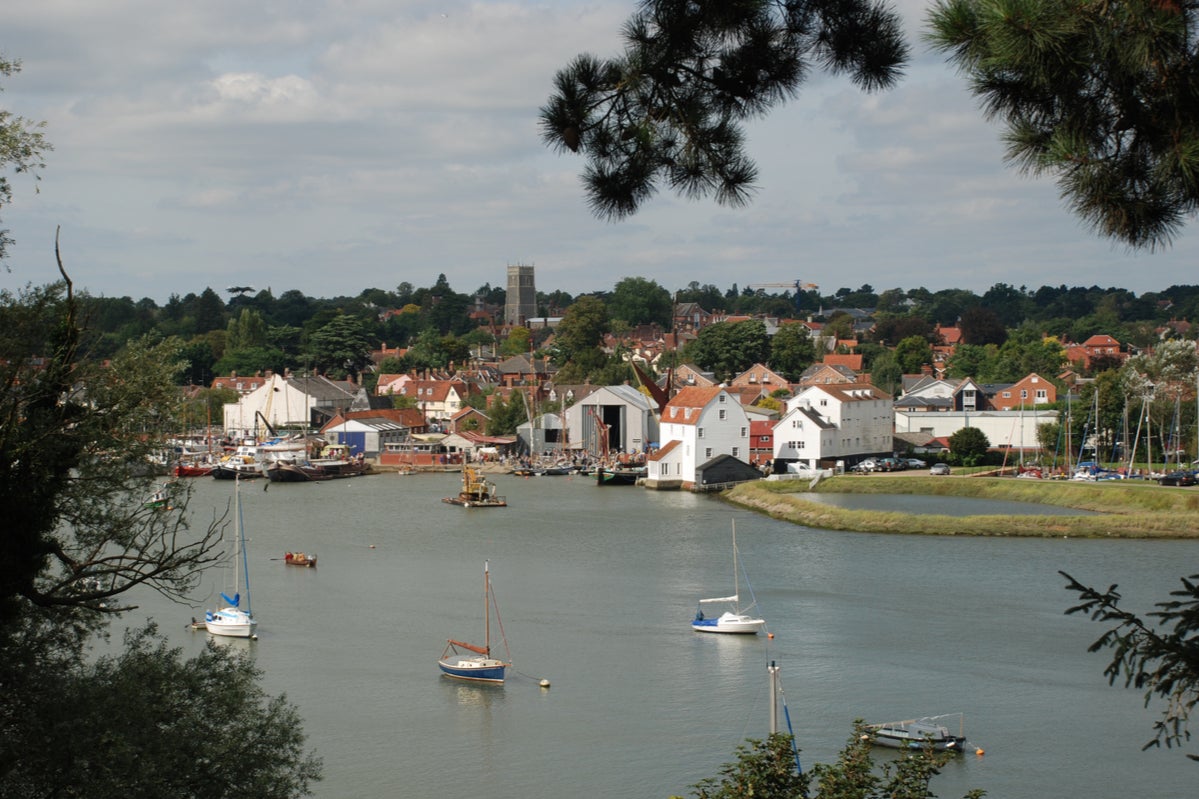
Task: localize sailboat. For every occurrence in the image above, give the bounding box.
[692,521,766,634]
[438,561,510,683]
[205,476,258,639]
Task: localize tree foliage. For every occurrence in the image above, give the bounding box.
[686,319,770,381]
[609,276,673,328]
[948,425,990,466]
[1,622,322,797]
[677,727,982,799]
[927,0,1199,249]
[304,313,374,377]
[0,266,321,797]
[770,322,816,380]
[540,0,909,218]
[0,57,51,263]
[1062,570,1199,761]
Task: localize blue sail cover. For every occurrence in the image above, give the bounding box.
[221,592,240,607]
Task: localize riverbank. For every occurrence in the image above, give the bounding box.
[723,475,1199,538]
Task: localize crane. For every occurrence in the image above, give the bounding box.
[747,280,819,308]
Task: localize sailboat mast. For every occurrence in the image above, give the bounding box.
[483,560,491,656]
[236,475,251,614]
[732,520,739,609]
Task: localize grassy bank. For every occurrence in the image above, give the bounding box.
[723,475,1199,539]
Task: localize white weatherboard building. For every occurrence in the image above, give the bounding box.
[646,386,750,488]
[773,382,893,469]
[563,384,658,457]
[894,410,1059,450]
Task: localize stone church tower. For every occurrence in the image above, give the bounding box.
[504,263,537,326]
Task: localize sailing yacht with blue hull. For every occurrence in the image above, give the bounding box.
[205,476,257,639]
[692,521,766,635]
[438,561,509,684]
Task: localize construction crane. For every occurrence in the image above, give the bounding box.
[747,280,819,309]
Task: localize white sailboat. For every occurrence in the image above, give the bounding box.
[692,521,766,635]
[205,476,257,639]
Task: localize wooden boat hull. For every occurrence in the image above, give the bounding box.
[283,552,317,567]
[596,467,643,485]
[442,495,507,508]
[437,656,506,684]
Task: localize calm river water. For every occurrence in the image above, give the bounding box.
[121,473,1197,799]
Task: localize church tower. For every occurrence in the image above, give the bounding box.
[504,263,537,326]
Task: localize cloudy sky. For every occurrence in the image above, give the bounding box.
[2,1,1195,307]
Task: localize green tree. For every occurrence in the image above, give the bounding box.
[0,57,51,262]
[2,623,322,797]
[948,425,990,466]
[554,295,610,377]
[770,322,815,380]
[945,342,995,380]
[541,1,908,218]
[678,727,981,799]
[1061,571,1199,761]
[927,1,1199,249]
[958,306,1008,347]
[304,313,374,377]
[226,307,269,350]
[893,334,934,375]
[502,326,532,357]
[868,351,902,397]
[686,319,770,381]
[0,274,321,796]
[609,276,673,328]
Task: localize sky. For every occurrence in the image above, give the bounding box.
[2,1,1197,308]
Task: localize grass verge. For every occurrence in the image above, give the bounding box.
[723,475,1199,539]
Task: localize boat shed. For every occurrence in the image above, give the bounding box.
[320,415,409,458]
[690,454,764,492]
[563,384,659,458]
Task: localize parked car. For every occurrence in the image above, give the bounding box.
[852,459,878,473]
[905,458,927,469]
[929,463,951,476]
[876,457,904,471]
[1158,470,1197,487]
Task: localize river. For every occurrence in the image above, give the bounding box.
[120,472,1198,798]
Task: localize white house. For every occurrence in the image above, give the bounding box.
[645,386,750,489]
[773,382,892,469]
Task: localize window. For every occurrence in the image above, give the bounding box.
[732,447,739,457]
[1020,389,1028,399]
[1002,391,1011,398]
[718,409,727,420]
[697,427,705,438]
[797,441,805,449]
[718,393,726,403]
[1036,389,1047,400]
[741,427,747,437]
[705,448,713,459]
